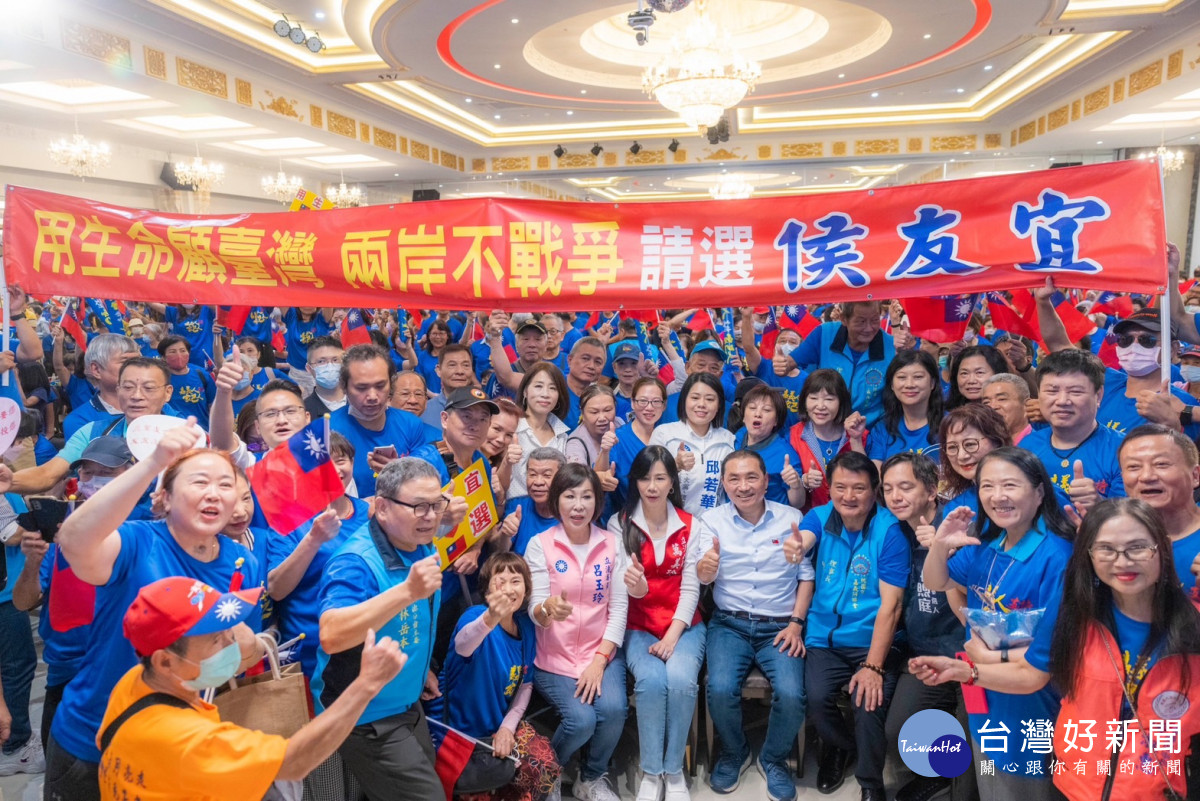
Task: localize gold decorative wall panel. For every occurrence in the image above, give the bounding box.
[1129,61,1162,95]
[782,143,823,158]
[1019,121,1036,143]
[984,134,1001,149]
[673,149,687,163]
[144,47,166,80]
[1168,50,1183,80]
[627,150,666,165]
[374,128,397,151]
[758,145,772,159]
[176,58,227,99]
[1071,100,1081,120]
[832,142,847,156]
[907,138,923,153]
[327,111,356,139]
[854,139,900,155]
[558,153,597,169]
[1083,86,1109,115]
[492,157,530,172]
[472,158,486,173]
[1113,78,1125,103]
[432,148,440,164]
[1010,130,1017,147]
[536,156,550,169]
[62,22,131,68]
[603,152,617,166]
[398,137,409,155]
[411,141,430,161]
[235,78,251,106]
[1037,116,1046,135]
[360,123,370,143]
[310,105,323,128]
[441,151,458,170]
[930,135,977,152]
[261,91,301,120]
[1048,106,1069,131]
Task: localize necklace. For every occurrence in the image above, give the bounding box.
[1050,424,1099,469]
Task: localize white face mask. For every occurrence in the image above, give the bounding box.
[1117,342,1161,377]
[1182,365,1200,385]
[345,478,359,498]
[1187,305,1200,315]
[776,342,797,358]
[79,475,115,499]
[752,321,765,333]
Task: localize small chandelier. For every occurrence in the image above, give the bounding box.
[174,148,224,193]
[1137,142,1186,173]
[262,165,303,203]
[48,123,111,178]
[709,174,753,200]
[643,0,760,131]
[326,172,363,208]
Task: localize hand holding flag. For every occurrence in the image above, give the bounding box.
[248,417,344,534]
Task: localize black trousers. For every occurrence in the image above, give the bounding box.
[40,683,66,752]
[43,732,100,801]
[338,704,441,801]
[805,646,900,791]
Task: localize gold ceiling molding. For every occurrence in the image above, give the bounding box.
[758,146,772,159]
[782,143,823,158]
[1048,105,1069,130]
[907,138,923,153]
[374,128,398,151]
[310,105,323,128]
[603,152,617,167]
[832,142,847,156]
[1019,121,1036,143]
[1071,100,1081,120]
[1129,61,1163,95]
[674,149,688,163]
[984,133,1002,149]
[327,110,357,139]
[700,148,746,161]
[472,158,486,173]
[930,135,977,152]
[1037,116,1047,135]
[235,78,252,106]
[856,139,900,155]
[411,141,430,161]
[1084,86,1110,115]
[61,21,132,69]
[442,151,461,171]
[1168,49,1183,79]
[260,90,302,120]
[145,47,167,80]
[627,150,667,166]
[557,153,598,169]
[176,57,228,99]
[1113,78,1125,103]
[493,157,531,172]
[537,156,550,170]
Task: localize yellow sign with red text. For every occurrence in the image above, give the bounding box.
[436,458,497,569]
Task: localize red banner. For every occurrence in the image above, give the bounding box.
[2,161,1167,311]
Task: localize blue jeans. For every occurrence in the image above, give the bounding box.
[534,654,628,782]
[624,624,706,776]
[0,600,35,752]
[705,611,806,766]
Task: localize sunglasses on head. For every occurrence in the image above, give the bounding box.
[1115,333,1158,349]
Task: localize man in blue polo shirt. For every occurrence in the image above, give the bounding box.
[330,345,429,497]
[783,301,895,429]
[61,333,142,440]
[1019,348,1124,513]
[794,452,910,801]
[315,457,448,801]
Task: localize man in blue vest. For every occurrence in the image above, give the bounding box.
[782,301,895,428]
[790,451,910,801]
[314,457,447,801]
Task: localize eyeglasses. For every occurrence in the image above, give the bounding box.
[381,494,450,517]
[944,438,982,457]
[258,406,306,422]
[1089,543,1158,563]
[310,357,343,367]
[118,382,164,394]
[633,398,665,408]
[1115,333,1158,349]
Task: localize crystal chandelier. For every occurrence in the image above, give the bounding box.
[262,165,304,203]
[709,174,753,200]
[643,0,760,131]
[1137,142,1186,173]
[174,149,224,193]
[48,127,110,178]
[326,172,363,208]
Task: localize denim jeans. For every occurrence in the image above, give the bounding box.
[0,600,35,753]
[705,611,806,766]
[624,623,706,776]
[533,654,628,782]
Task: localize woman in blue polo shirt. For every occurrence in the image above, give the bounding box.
[867,350,943,469]
[158,336,216,428]
[603,377,666,519]
[162,304,215,367]
[921,447,1074,800]
[733,381,803,508]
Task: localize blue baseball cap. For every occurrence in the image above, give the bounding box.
[689,340,727,361]
[612,341,641,362]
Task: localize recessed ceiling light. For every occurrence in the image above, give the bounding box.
[511,18,519,23]
[1096,140,1103,144]
[956,88,965,93]
[923,33,931,39]
[494,114,501,119]
[394,172,399,177]
[465,98,472,103]
[580,89,587,95]
[949,158,956,162]
[870,92,879,98]
[314,10,325,20]
[984,64,993,71]
[493,64,501,69]
[838,73,845,78]
[566,110,573,115]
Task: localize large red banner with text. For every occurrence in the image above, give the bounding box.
[2,160,1167,311]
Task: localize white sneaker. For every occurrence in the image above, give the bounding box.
[635,773,663,801]
[573,773,621,801]
[547,777,563,801]
[663,772,690,801]
[0,738,44,776]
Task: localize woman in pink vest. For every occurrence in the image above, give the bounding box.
[911,498,1200,800]
[524,463,629,801]
[608,445,704,801]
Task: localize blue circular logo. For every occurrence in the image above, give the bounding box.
[898,709,971,778]
[554,560,568,574]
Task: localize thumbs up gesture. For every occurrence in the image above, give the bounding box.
[623,553,649,597]
[914,515,936,549]
[802,463,824,490]
[676,442,696,472]
[600,429,618,454]
[597,462,619,492]
[697,535,721,584]
[1135,379,1179,427]
[782,521,810,565]
[1066,459,1100,512]
[505,440,523,466]
[780,454,801,489]
[498,505,523,544]
[215,344,245,393]
[541,589,574,622]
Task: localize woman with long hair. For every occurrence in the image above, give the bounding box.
[650,373,736,517]
[508,363,570,499]
[600,377,666,516]
[947,345,1009,410]
[786,369,862,511]
[524,464,628,801]
[913,497,1200,800]
[939,404,1012,515]
[920,447,1075,800]
[868,350,943,469]
[609,446,704,801]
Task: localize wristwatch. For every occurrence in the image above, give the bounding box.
[789,616,806,633]
[1181,406,1196,428]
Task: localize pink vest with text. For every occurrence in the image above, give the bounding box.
[535,525,617,677]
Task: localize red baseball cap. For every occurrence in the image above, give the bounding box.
[123,577,263,657]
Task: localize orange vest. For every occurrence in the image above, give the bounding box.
[1052,621,1200,800]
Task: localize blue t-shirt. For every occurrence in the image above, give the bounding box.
[267,497,370,676]
[164,306,215,366]
[1019,425,1125,509]
[282,308,335,371]
[609,423,655,513]
[801,507,912,587]
[231,388,262,418]
[240,307,273,344]
[64,374,95,411]
[249,367,294,392]
[38,545,93,688]
[1100,368,1200,439]
[1171,526,1200,595]
[754,362,808,429]
[504,495,558,556]
[168,366,216,428]
[50,519,263,762]
[414,349,442,394]
[34,435,58,465]
[946,521,1070,760]
[329,406,429,497]
[734,429,801,507]
[866,419,940,465]
[437,606,536,739]
[943,488,978,517]
[418,316,464,342]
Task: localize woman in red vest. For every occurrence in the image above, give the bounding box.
[786,369,865,511]
[608,445,704,801]
[911,497,1200,800]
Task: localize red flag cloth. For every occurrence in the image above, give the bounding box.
[903,295,978,343]
[1092,292,1134,318]
[434,727,477,801]
[777,305,820,338]
[48,549,95,632]
[686,309,715,332]
[625,309,660,325]
[58,301,88,352]
[216,305,252,335]
[1050,291,1099,343]
[340,308,373,347]
[271,328,286,354]
[248,419,344,534]
[986,292,1041,341]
